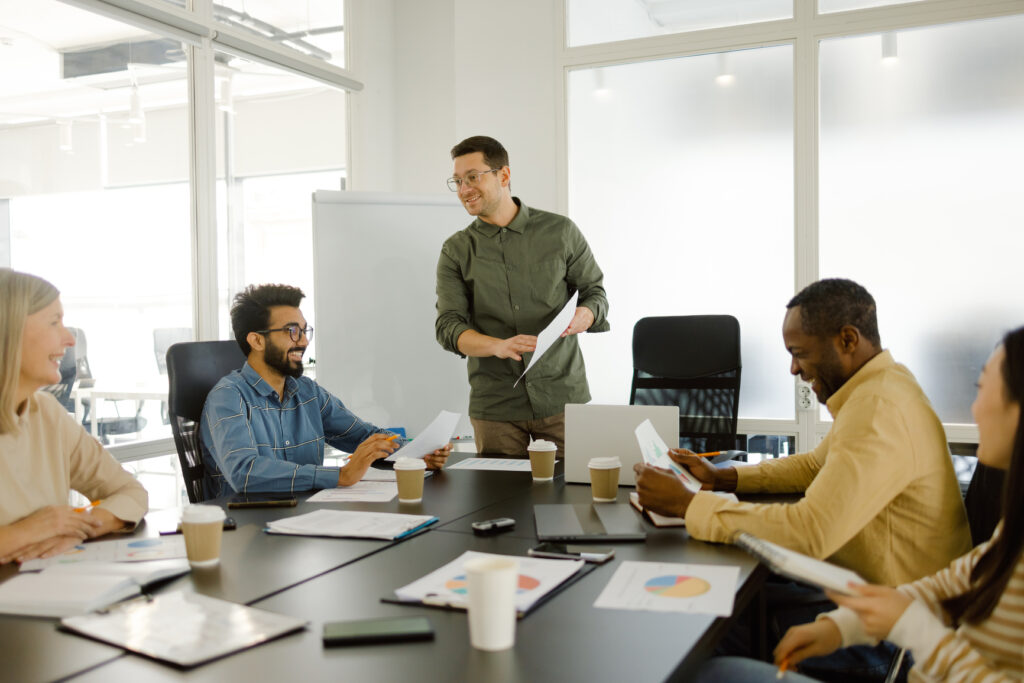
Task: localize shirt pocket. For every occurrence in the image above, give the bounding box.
[528,257,568,308]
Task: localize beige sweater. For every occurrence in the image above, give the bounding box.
[0,392,148,528]
[686,350,970,586]
[827,524,1024,682]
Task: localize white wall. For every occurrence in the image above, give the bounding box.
[349,0,560,211]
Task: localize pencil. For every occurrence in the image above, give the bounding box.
[385,434,400,442]
[696,451,722,458]
[776,658,790,679]
[73,499,102,513]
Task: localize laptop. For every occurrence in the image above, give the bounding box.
[534,503,647,542]
[563,404,679,487]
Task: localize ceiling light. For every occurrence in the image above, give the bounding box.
[881,32,898,65]
[716,53,735,86]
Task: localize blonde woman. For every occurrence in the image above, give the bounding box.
[0,269,147,564]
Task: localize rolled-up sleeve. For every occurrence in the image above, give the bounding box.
[435,245,473,356]
[202,385,339,493]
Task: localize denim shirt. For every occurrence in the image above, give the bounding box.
[200,363,386,498]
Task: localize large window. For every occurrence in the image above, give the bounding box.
[569,46,795,419]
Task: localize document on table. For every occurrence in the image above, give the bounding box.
[20,535,187,571]
[307,481,398,503]
[594,561,739,616]
[446,458,532,472]
[393,550,584,616]
[514,291,579,387]
[265,509,438,540]
[635,419,702,492]
[386,410,461,462]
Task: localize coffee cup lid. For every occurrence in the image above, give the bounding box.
[528,439,557,452]
[393,457,427,470]
[182,504,227,523]
[588,456,621,469]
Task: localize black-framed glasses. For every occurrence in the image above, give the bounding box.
[447,168,500,192]
[257,324,313,343]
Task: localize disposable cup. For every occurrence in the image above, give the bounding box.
[588,456,621,503]
[181,504,226,567]
[527,439,557,482]
[394,457,427,503]
[465,556,518,651]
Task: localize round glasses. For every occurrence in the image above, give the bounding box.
[257,324,313,343]
[447,168,500,192]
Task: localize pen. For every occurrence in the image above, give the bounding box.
[776,658,790,679]
[73,499,102,513]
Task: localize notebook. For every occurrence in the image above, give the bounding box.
[534,503,647,542]
[563,404,679,487]
[735,533,865,595]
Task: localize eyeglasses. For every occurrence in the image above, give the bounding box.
[257,324,313,343]
[447,168,500,192]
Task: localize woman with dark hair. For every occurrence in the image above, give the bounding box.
[0,269,148,564]
[699,327,1024,681]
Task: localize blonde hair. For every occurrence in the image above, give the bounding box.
[0,269,60,434]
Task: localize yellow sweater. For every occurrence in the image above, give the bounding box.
[0,392,148,528]
[685,350,970,586]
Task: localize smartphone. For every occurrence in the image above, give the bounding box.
[528,543,615,564]
[322,616,434,646]
[227,492,298,509]
[160,517,236,535]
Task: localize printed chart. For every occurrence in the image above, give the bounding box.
[594,561,738,615]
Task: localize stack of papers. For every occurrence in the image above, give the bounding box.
[393,550,584,616]
[307,481,398,503]
[0,559,190,618]
[265,509,438,540]
[19,535,187,571]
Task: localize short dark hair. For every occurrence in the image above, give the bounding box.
[231,284,305,355]
[786,278,881,347]
[450,136,509,170]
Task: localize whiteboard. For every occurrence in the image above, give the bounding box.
[312,191,474,439]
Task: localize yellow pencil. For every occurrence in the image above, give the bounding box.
[776,658,790,679]
[385,434,400,442]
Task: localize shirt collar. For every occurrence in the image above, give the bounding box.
[240,361,297,400]
[825,349,894,417]
[470,197,528,237]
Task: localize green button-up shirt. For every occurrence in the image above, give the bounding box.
[435,199,609,421]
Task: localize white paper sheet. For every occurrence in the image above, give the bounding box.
[514,291,579,387]
[385,410,461,461]
[307,481,399,503]
[265,509,437,540]
[445,458,532,472]
[594,561,739,616]
[20,535,187,571]
[635,419,702,492]
[394,550,584,615]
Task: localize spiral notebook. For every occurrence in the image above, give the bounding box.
[735,533,864,595]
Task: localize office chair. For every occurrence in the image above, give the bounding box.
[166,340,245,503]
[629,315,743,456]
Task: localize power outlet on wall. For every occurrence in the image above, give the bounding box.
[796,382,815,412]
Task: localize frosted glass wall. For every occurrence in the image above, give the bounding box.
[568,46,795,419]
[820,16,1024,423]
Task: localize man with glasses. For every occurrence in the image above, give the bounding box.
[436,136,609,456]
[201,284,450,498]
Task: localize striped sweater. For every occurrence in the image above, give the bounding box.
[827,523,1023,681]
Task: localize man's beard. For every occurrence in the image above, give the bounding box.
[264,340,304,378]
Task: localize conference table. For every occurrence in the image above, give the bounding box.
[1,456,769,682]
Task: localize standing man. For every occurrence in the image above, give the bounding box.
[435,136,609,456]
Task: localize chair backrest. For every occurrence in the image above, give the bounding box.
[153,327,192,374]
[166,341,246,503]
[629,315,742,452]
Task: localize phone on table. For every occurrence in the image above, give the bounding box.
[528,543,615,564]
[160,517,236,535]
[227,492,298,508]
[322,616,434,646]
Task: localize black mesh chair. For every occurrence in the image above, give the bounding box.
[166,341,245,504]
[629,315,743,454]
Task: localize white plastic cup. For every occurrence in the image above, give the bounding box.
[465,556,518,651]
[527,439,557,482]
[588,456,622,502]
[393,457,427,503]
[181,504,226,567]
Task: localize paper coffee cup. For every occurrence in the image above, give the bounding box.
[588,456,621,502]
[527,439,557,481]
[181,504,226,567]
[394,457,427,503]
[465,556,518,651]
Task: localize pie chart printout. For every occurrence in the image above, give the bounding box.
[445,574,541,595]
[643,575,711,598]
